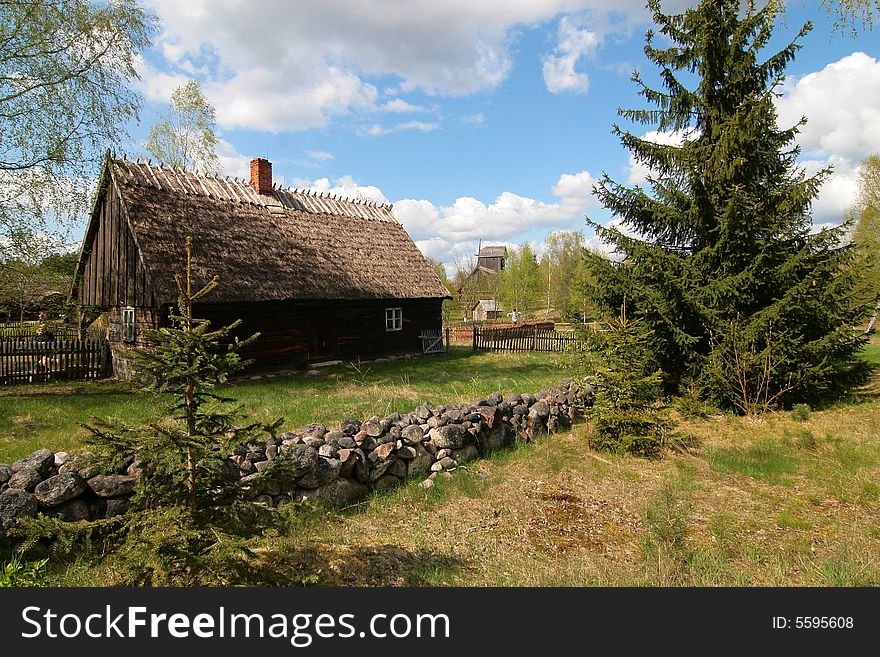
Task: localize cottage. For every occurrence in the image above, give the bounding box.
[70,154,450,377]
[471,299,500,322]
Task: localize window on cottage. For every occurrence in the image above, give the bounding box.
[122,306,136,342]
[385,307,403,331]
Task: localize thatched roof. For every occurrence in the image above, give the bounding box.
[100,157,450,304]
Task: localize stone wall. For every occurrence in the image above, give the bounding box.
[0,379,593,535]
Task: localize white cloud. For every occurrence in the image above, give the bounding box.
[542,16,599,94]
[291,175,389,205]
[382,98,430,113]
[395,170,599,266]
[216,139,251,178]
[464,112,486,124]
[306,150,334,162]
[363,120,440,136]
[776,52,880,163]
[142,0,661,132]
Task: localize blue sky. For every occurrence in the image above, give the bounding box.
[126,1,880,272]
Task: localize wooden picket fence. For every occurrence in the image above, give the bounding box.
[0,337,112,385]
[471,325,587,353]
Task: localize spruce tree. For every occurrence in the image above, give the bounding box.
[584,0,873,410]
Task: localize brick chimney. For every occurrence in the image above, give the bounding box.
[250,157,272,195]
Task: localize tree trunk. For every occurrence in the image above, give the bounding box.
[866,300,880,334]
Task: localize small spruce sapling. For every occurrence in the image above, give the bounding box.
[586,299,672,457]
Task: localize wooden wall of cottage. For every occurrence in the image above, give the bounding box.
[193,298,443,365]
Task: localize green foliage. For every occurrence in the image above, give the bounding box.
[17,238,285,585]
[0,229,75,321]
[584,302,672,457]
[0,0,156,242]
[537,231,585,317]
[852,154,880,332]
[0,551,49,587]
[791,403,812,422]
[145,80,220,175]
[497,243,541,316]
[584,0,872,411]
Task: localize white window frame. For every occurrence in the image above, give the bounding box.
[122,306,136,342]
[385,307,403,332]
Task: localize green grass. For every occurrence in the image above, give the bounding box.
[6,342,880,587]
[860,342,880,367]
[0,348,564,463]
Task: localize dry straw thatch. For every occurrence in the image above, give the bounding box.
[108,158,449,304]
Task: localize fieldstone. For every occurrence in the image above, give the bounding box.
[303,423,327,438]
[239,473,262,499]
[254,494,275,507]
[416,402,433,421]
[44,499,90,522]
[0,464,11,486]
[239,459,257,475]
[296,457,342,489]
[439,456,457,470]
[305,369,321,378]
[386,458,407,480]
[318,444,338,459]
[401,425,424,445]
[336,435,357,449]
[530,400,550,420]
[299,478,368,507]
[0,488,38,530]
[340,418,362,436]
[254,460,272,472]
[488,392,503,405]
[378,426,401,445]
[324,429,345,445]
[337,449,359,478]
[34,473,86,508]
[303,436,325,449]
[359,436,378,452]
[266,444,278,460]
[362,419,384,437]
[512,404,528,416]
[87,474,137,498]
[276,444,318,480]
[368,460,391,482]
[373,474,400,491]
[452,444,479,464]
[7,467,43,492]
[528,411,547,437]
[476,405,498,428]
[433,424,467,450]
[373,442,396,461]
[105,498,132,517]
[521,393,536,407]
[53,452,72,468]
[430,461,445,473]
[419,478,434,489]
[486,422,516,450]
[11,449,54,475]
[504,393,523,405]
[397,446,418,461]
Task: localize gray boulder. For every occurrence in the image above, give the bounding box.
[87,474,137,498]
[340,418,362,436]
[7,467,43,492]
[0,464,12,486]
[530,400,550,420]
[0,488,38,530]
[299,478,368,507]
[296,457,342,489]
[406,445,434,479]
[276,444,319,481]
[34,473,86,508]
[401,425,424,445]
[44,499,90,522]
[11,448,55,475]
[433,424,467,450]
[105,498,132,517]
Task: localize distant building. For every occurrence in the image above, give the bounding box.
[457,245,507,312]
[472,299,501,322]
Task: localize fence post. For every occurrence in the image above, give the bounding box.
[445,327,450,353]
[472,325,477,351]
